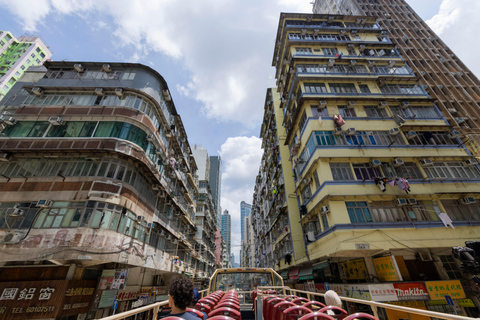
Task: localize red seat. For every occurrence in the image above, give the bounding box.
[162,317,184,320]
[195,302,211,314]
[215,302,241,311]
[187,308,206,320]
[343,313,379,320]
[299,313,337,320]
[285,295,299,301]
[274,301,296,320]
[263,295,281,319]
[209,307,242,320]
[303,301,326,312]
[283,306,312,320]
[292,298,310,306]
[198,298,216,308]
[209,316,235,320]
[265,297,284,320]
[318,307,348,320]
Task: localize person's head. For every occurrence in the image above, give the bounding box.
[324,290,342,308]
[169,277,194,310]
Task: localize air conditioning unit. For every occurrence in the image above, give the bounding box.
[377,79,386,87]
[381,31,387,35]
[447,108,457,114]
[348,43,354,48]
[418,252,433,261]
[464,158,479,167]
[387,60,395,68]
[31,87,43,96]
[456,117,465,124]
[162,90,172,101]
[420,159,433,167]
[334,127,342,135]
[449,130,460,139]
[400,101,410,109]
[340,29,346,35]
[136,216,145,221]
[74,64,83,72]
[147,223,154,228]
[5,208,24,216]
[461,197,476,205]
[302,177,312,185]
[115,88,124,97]
[36,199,53,208]
[368,61,375,68]
[395,198,408,206]
[320,206,330,214]
[347,128,356,135]
[95,88,104,96]
[359,44,366,49]
[48,117,63,126]
[306,231,315,242]
[378,101,388,109]
[0,116,16,126]
[313,29,320,36]
[350,60,357,66]
[102,64,111,72]
[371,159,381,167]
[405,131,417,140]
[407,198,417,205]
[0,153,12,162]
[1,232,25,244]
[393,158,404,167]
[328,59,335,67]
[351,29,358,34]
[389,127,400,135]
[348,101,356,108]
[146,134,155,142]
[301,29,307,36]
[319,100,327,107]
[152,185,161,191]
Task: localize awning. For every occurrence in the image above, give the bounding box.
[280,270,289,280]
[313,260,329,270]
[289,268,300,280]
[183,272,193,277]
[299,266,313,280]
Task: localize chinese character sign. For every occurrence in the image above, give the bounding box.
[425,280,466,300]
[339,258,368,280]
[368,284,398,302]
[373,256,402,282]
[393,282,429,301]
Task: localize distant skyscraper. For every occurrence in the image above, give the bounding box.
[192,145,210,180]
[0,31,52,100]
[221,209,231,259]
[209,155,222,228]
[240,201,252,241]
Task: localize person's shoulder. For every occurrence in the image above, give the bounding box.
[185,311,203,320]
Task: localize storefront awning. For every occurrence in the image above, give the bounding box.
[280,270,289,280]
[289,268,300,280]
[312,260,329,270]
[299,266,313,280]
[184,272,193,277]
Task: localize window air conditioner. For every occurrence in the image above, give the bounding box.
[387,60,395,68]
[313,29,320,36]
[351,29,358,34]
[334,127,342,135]
[456,117,465,124]
[464,158,478,167]
[74,64,83,72]
[389,127,400,135]
[395,198,408,206]
[347,128,356,135]
[407,198,417,205]
[95,88,104,96]
[340,30,346,35]
[348,101,356,108]
[162,90,172,101]
[371,159,381,167]
[350,60,357,66]
[5,207,24,216]
[136,216,145,221]
[1,232,25,244]
[48,117,63,126]
[302,177,312,185]
[420,159,433,167]
[377,79,386,87]
[461,197,476,205]
[400,101,410,109]
[115,88,124,97]
[147,134,155,142]
[0,153,12,162]
[319,100,327,107]
[447,108,457,114]
[393,158,404,167]
[359,44,366,49]
[449,130,460,139]
[301,29,307,36]
[36,199,53,208]
[405,131,417,140]
[328,59,335,67]
[31,87,43,96]
[102,64,111,72]
[0,116,16,126]
[147,223,154,228]
[320,206,330,214]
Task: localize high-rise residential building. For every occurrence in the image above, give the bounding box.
[192,145,210,180]
[0,61,217,318]
[240,201,252,241]
[209,155,222,228]
[251,5,480,316]
[242,215,255,267]
[0,31,52,100]
[221,209,231,261]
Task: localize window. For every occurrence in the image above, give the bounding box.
[338,106,356,117]
[364,106,387,117]
[443,200,480,221]
[321,213,329,230]
[304,83,327,93]
[15,71,20,77]
[36,47,41,53]
[26,59,31,64]
[439,255,463,279]
[121,69,136,80]
[312,106,328,117]
[346,201,373,223]
[423,162,480,179]
[31,53,35,58]
[381,84,425,95]
[330,163,354,180]
[313,170,320,189]
[301,184,312,204]
[20,65,25,70]
[296,47,313,55]
[329,83,357,93]
[359,85,370,93]
[380,162,423,180]
[298,111,307,132]
[353,163,381,180]
[322,47,338,56]
[35,58,41,64]
[40,53,45,58]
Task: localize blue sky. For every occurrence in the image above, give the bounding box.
[1,0,479,262]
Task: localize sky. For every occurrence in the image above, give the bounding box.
[1,0,479,263]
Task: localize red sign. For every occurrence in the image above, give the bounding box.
[393,282,429,301]
[315,284,326,294]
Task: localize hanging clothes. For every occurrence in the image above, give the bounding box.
[375,177,388,192]
[333,114,345,127]
[393,177,411,194]
[438,212,455,229]
[423,131,435,144]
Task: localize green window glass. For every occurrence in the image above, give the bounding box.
[7,121,36,137]
[94,122,115,137]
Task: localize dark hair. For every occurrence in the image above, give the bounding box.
[169,277,194,310]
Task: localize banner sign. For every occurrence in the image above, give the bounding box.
[339,258,368,280]
[368,284,398,302]
[393,282,429,301]
[373,256,402,282]
[344,284,371,300]
[425,280,466,300]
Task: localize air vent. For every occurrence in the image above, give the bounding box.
[48,117,63,126]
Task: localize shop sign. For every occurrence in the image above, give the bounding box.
[388,301,426,308]
[294,284,305,291]
[339,258,368,280]
[330,284,345,296]
[62,280,96,317]
[132,299,143,308]
[98,290,118,308]
[0,280,68,320]
[116,286,141,301]
[425,280,466,300]
[315,283,326,294]
[98,269,129,291]
[368,284,398,302]
[304,281,316,292]
[393,282,429,301]
[457,299,475,307]
[428,300,447,305]
[372,256,402,282]
[344,284,371,300]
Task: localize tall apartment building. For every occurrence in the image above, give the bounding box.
[0,31,52,101]
[209,155,222,228]
[221,209,231,263]
[241,215,255,267]
[251,7,480,316]
[192,145,210,180]
[240,201,252,241]
[0,61,216,318]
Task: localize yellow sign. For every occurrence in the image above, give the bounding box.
[373,256,402,281]
[457,299,476,307]
[388,301,426,308]
[339,258,368,280]
[425,280,466,300]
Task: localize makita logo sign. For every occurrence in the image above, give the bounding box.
[393,283,429,300]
